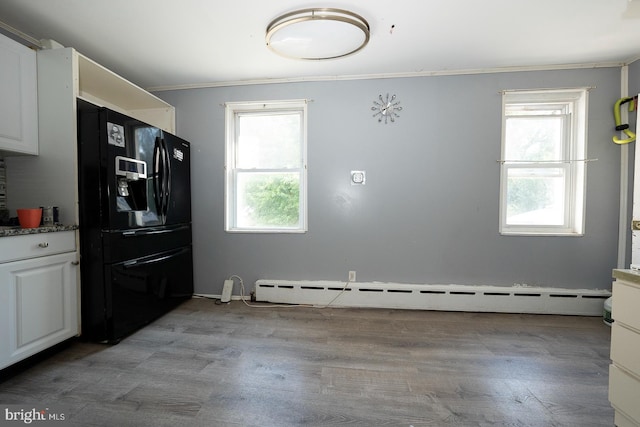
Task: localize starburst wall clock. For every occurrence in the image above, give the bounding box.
[371,93,402,124]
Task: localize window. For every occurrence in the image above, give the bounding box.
[225,100,307,232]
[499,89,588,235]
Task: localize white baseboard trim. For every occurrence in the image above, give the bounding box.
[255,280,611,316]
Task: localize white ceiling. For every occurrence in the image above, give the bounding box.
[0,0,639,91]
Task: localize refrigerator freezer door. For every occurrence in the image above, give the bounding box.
[105,246,193,342]
[102,224,192,264]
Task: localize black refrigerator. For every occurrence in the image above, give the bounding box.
[77,99,193,343]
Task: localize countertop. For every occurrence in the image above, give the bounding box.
[613,268,640,285]
[0,224,78,237]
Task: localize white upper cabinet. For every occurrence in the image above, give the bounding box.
[0,34,38,155]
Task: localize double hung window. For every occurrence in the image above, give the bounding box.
[225,100,307,233]
[499,89,588,235]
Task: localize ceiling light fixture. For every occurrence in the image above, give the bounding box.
[266,8,370,60]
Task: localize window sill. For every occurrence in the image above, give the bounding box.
[225,228,307,234]
[500,230,584,237]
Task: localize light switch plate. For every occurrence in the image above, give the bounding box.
[351,170,366,185]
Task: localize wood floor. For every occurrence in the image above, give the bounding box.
[0,298,613,426]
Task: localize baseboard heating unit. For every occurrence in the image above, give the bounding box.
[254,280,611,316]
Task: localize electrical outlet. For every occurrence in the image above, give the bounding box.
[348,271,356,282]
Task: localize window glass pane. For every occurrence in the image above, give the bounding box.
[506,168,565,225]
[505,116,564,161]
[237,113,301,169]
[236,172,300,228]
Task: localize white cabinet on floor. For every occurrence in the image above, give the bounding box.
[610,269,640,427]
[0,33,38,155]
[0,231,79,370]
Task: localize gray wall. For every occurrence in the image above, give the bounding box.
[157,67,623,296]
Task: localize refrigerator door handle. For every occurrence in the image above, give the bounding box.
[121,224,191,237]
[153,137,164,218]
[121,247,191,269]
[161,137,171,220]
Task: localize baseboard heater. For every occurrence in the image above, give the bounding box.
[254,280,611,316]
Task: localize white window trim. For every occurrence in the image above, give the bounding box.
[499,88,588,236]
[224,99,308,233]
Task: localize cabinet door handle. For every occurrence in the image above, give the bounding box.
[71,261,80,265]
[38,242,49,248]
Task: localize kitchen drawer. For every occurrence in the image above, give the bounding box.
[610,364,640,424]
[613,281,640,331]
[611,322,640,375]
[0,231,76,263]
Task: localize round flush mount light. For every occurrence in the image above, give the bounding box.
[266,8,370,60]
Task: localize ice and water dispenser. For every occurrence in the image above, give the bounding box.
[115,155,147,211]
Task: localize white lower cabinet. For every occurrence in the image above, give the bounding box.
[0,232,79,370]
[610,271,640,427]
